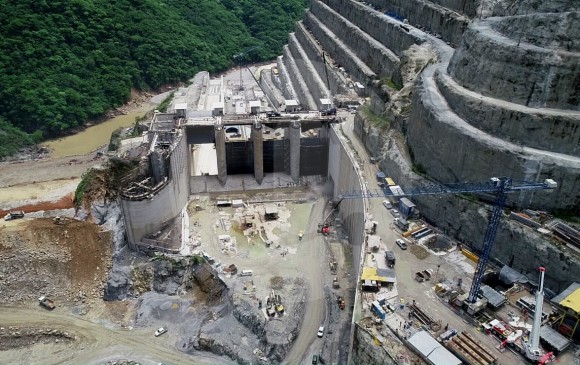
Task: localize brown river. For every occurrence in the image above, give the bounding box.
[43,106,151,158]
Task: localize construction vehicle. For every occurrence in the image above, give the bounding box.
[53,216,68,225]
[489,268,554,364]
[337,296,345,310]
[38,296,55,310]
[329,260,337,273]
[4,210,24,221]
[338,177,557,312]
[266,290,284,316]
[318,200,344,236]
[333,276,340,288]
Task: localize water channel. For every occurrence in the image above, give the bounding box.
[44,106,152,158]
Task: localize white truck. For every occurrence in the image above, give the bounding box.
[39,296,55,310]
[4,210,25,221]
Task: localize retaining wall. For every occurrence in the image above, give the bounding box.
[319,0,427,56]
[121,131,189,249]
[282,46,318,110]
[448,19,580,110]
[303,11,377,88]
[294,22,348,95]
[276,56,298,101]
[407,64,580,212]
[288,32,330,108]
[436,71,580,156]
[363,0,470,45]
[309,0,400,78]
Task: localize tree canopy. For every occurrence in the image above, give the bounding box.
[0,0,307,157]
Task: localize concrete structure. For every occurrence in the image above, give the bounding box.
[289,122,301,181]
[215,122,227,185]
[252,122,264,184]
[120,112,189,253]
[120,68,340,252]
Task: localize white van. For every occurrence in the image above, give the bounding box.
[382,200,392,209]
[240,270,253,277]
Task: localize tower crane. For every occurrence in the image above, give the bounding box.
[338,177,558,305]
[232,46,260,91]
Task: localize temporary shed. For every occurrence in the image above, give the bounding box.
[540,325,571,353]
[480,285,507,309]
[264,204,279,221]
[407,331,462,365]
[284,100,299,112]
[361,267,396,284]
[249,100,261,114]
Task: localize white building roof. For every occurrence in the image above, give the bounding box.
[175,103,188,110]
[285,99,299,106]
[408,331,461,365]
[212,102,224,110]
[320,98,332,105]
[249,100,261,107]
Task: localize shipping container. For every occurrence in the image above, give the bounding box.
[399,197,416,217]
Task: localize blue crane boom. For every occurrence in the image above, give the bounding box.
[338,177,557,304]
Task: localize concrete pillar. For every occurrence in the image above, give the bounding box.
[289,121,301,182]
[215,123,227,185]
[252,122,264,184]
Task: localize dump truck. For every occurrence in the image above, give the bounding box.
[4,210,24,221]
[337,296,345,310]
[39,296,55,310]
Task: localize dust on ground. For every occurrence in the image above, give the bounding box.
[410,244,429,260]
[0,218,112,304]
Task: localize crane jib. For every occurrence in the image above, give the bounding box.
[337,179,555,199]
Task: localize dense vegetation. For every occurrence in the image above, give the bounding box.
[0,0,307,157]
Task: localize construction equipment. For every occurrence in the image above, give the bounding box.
[318,199,343,235]
[333,276,340,288]
[232,46,260,91]
[489,268,554,363]
[4,210,24,221]
[523,267,553,363]
[38,296,55,310]
[337,296,345,310]
[338,177,557,308]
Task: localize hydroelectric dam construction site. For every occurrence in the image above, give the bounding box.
[1,0,580,365]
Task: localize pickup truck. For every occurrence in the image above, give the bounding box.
[39,296,55,310]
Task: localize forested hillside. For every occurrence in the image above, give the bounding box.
[0,0,306,157]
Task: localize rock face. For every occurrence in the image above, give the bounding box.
[351,323,396,365]
[103,266,132,301]
[447,17,580,110]
[363,0,471,44]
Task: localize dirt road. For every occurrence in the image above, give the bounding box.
[283,198,328,365]
[0,307,233,365]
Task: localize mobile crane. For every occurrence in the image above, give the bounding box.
[494,267,554,364]
[338,177,558,308]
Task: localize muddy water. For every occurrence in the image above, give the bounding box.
[44,108,150,158]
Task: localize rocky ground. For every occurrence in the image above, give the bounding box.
[0,218,112,304]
